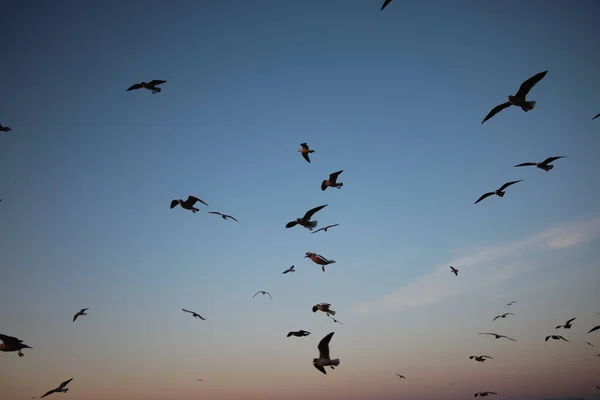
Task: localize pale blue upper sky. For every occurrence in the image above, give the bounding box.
[1,1,599,399]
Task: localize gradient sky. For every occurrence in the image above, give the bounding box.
[1,1,600,399]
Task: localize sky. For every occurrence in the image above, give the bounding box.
[1,0,600,399]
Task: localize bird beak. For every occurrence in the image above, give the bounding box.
[304,254,309,258]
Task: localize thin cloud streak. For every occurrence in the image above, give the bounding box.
[353,217,600,314]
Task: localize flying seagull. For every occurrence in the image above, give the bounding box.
[298,142,315,163]
[0,123,11,132]
[282,265,295,274]
[588,325,600,334]
[396,374,406,379]
[474,392,497,398]
[329,316,344,325]
[286,204,327,231]
[321,170,344,191]
[450,266,459,276]
[253,291,273,300]
[182,308,206,320]
[474,180,523,204]
[287,330,311,338]
[556,317,576,330]
[305,252,336,272]
[585,342,594,347]
[505,301,517,307]
[493,312,515,321]
[313,332,340,375]
[208,212,238,222]
[514,156,566,172]
[481,70,548,124]
[72,308,89,322]
[0,334,32,357]
[381,0,393,11]
[311,224,340,234]
[470,355,493,363]
[545,335,569,342]
[126,79,166,94]
[593,112,600,120]
[170,196,208,213]
[313,302,336,316]
[40,378,73,398]
[478,332,517,341]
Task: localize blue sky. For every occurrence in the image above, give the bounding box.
[1,0,599,399]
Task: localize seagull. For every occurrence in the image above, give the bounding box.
[585,342,595,347]
[282,265,295,274]
[72,308,89,322]
[396,374,406,379]
[0,123,11,132]
[470,355,493,363]
[505,301,517,307]
[286,204,327,231]
[478,332,517,341]
[321,170,344,191]
[474,180,523,204]
[311,224,340,234]
[450,266,459,276]
[313,332,340,374]
[287,330,311,337]
[329,316,344,325]
[556,317,576,330]
[588,325,600,334]
[545,335,569,342]
[170,196,208,213]
[381,0,393,11]
[493,312,515,321]
[253,291,273,300]
[305,252,336,272]
[593,112,600,120]
[0,334,33,357]
[481,70,548,124]
[208,212,238,222]
[126,79,167,94]
[514,156,566,172]
[474,392,497,397]
[313,302,336,316]
[182,308,206,320]
[298,142,314,163]
[40,378,73,398]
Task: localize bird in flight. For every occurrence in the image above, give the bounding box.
[380,0,393,11]
[478,332,517,341]
[126,79,167,94]
[450,266,459,276]
[545,335,569,343]
[470,355,493,363]
[298,142,315,163]
[593,112,600,120]
[282,265,295,274]
[329,316,344,325]
[585,342,594,347]
[40,378,73,398]
[72,308,89,322]
[253,291,273,301]
[474,180,523,204]
[556,317,576,330]
[182,308,205,320]
[514,156,566,172]
[505,301,517,307]
[197,379,202,382]
[0,123,11,132]
[493,312,515,321]
[321,170,344,191]
[208,212,238,222]
[474,392,498,397]
[311,224,340,234]
[305,252,337,272]
[588,325,600,334]
[396,374,406,379]
[170,196,208,213]
[287,330,311,338]
[0,334,33,357]
[481,70,548,124]
[313,332,340,375]
[286,204,327,231]
[313,302,336,316]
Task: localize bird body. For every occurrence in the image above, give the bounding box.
[126,79,166,94]
[321,170,344,191]
[514,156,566,172]
[0,334,32,357]
[286,204,327,231]
[298,143,314,163]
[313,302,336,316]
[72,308,89,322]
[475,180,523,204]
[313,332,340,374]
[170,196,208,213]
[305,252,336,271]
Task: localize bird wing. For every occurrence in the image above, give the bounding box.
[0,334,19,345]
[326,224,339,229]
[313,363,327,374]
[208,212,222,216]
[182,309,193,314]
[226,215,239,222]
[593,112,600,120]
[514,162,537,167]
[482,355,493,359]
[188,196,208,207]
[321,181,328,191]
[265,292,273,300]
[541,156,565,165]
[499,180,523,191]
[285,220,298,228]
[40,389,56,398]
[300,142,309,150]
[58,378,73,389]
[311,227,325,234]
[329,170,343,182]
[252,292,261,298]
[170,199,179,209]
[566,317,576,324]
[302,152,311,163]
[304,204,327,220]
[287,332,294,337]
[589,325,600,334]
[560,336,569,342]
[481,102,511,124]
[545,336,551,341]
[380,0,393,10]
[73,312,80,322]
[474,192,495,204]
[318,332,334,359]
[505,336,517,341]
[148,79,166,86]
[126,83,144,91]
[492,316,500,321]
[515,70,548,98]
[585,342,594,346]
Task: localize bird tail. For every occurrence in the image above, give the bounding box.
[329,260,336,264]
[524,100,536,111]
[308,220,318,229]
[330,359,340,367]
[154,87,162,93]
[338,183,343,187]
[308,150,315,153]
[497,192,505,197]
[328,309,336,316]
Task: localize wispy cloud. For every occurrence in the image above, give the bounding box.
[352,217,600,314]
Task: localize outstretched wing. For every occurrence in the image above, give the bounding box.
[126,83,144,91]
[318,332,334,359]
[304,204,327,220]
[593,112,600,120]
[313,363,327,374]
[499,180,523,191]
[148,79,166,86]
[182,309,193,314]
[208,212,222,216]
[589,325,600,334]
[170,200,179,209]
[252,292,261,298]
[321,181,327,191]
[58,378,73,389]
[380,0,393,11]
[0,334,19,346]
[541,156,565,165]
[188,196,208,207]
[474,192,494,204]
[300,142,309,150]
[329,170,343,183]
[482,102,511,124]
[285,220,298,228]
[515,70,548,98]
[565,317,576,324]
[493,316,500,321]
[302,152,311,163]
[40,389,56,398]
[265,292,273,300]
[514,162,537,167]
[226,215,239,222]
[311,227,325,234]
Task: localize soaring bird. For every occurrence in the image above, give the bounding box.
[329,316,344,325]
[182,308,205,320]
[585,342,594,347]
[514,156,566,172]
[474,392,497,397]
[282,265,295,274]
[396,374,406,379]
[450,266,459,276]
[381,0,393,11]
[253,291,273,300]
[72,308,89,322]
[286,204,327,231]
[0,334,32,357]
[311,224,340,234]
[208,212,238,222]
[298,143,315,163]
[593,112,600,120]
[0,123,11,132]
[470,355,493,363]
[556,317,576,330]
[481,70,548,124]
[126,79,167,94]
[287,330,311,338]
[505,301,517,307]
[474,180,523,204]
[588,325,600,334]
[305,252,336,272]
[40,378,73,398]
[313,332,340,374]
[478,332,517,341]
[545,335,569,342]
[321,170,344,191]
[170,196,208,213]
[493,313,515,321]
[312,302,336,316]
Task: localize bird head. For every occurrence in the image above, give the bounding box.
[312,358,319,364]
[305,252,313,258]
[312,305,318,313]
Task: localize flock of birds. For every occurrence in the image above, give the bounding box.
[2,1,600,399]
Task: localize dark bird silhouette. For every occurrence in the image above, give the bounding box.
[474,180,523,204]
[311,224,340,234]
[208,212,238,222]
[588,325,600,334]
[321,170,344,191]
[313,332,340,374]
[170,196,208,213]
[493,313,514,321]
[298,143,314,163]
[313,302,336,316]
[72,308,89,322]
[478,332,517,341]
[450,266,459,276]
[481,70,548,124]
[474,392,497,397]
[253,291,273,300]
[396,374,406,379]
[182,308,205,320]
[505,301,517,307]
[126,79,166,94]
[305,252,337,272]
[514,156,566,172]
[556,317,576,330]
[381,0,393,11]
[470,355,493,363]
[585,342,594,347]
[596,385,600,389]
[593,112,600,120]
[545,335,569,342]
[286,204,327,230]
[329,316,344,325]
[0,123,11,132]
[0,334,33,357]
[282,265,295,274]
[40,378,73,398]
[197,379,202,382]
[287,330,311,338]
